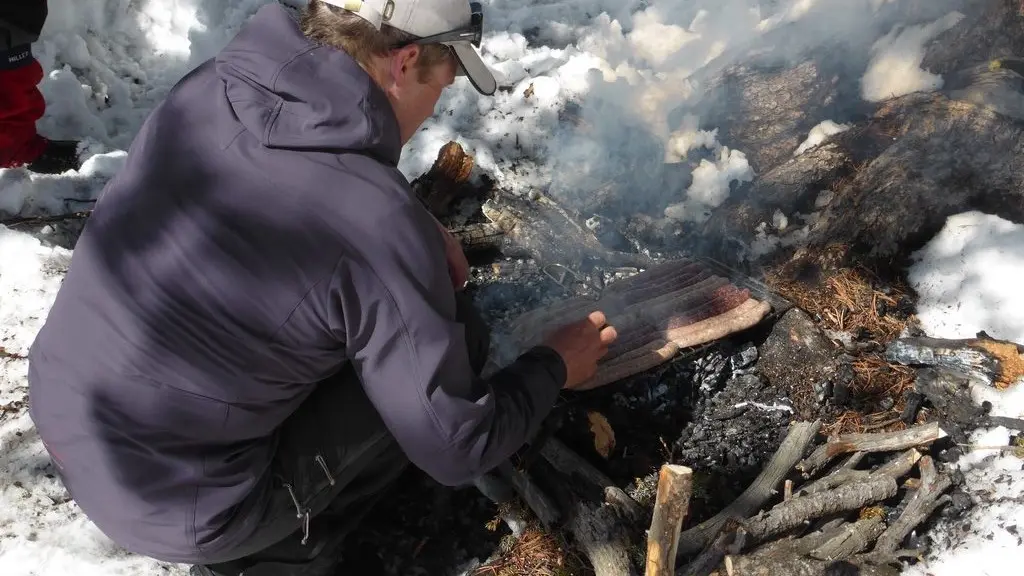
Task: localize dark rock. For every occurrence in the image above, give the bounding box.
[759,308,841,418]
[831,364,854,406]
[879,396,896,411]
[730,343,759,371]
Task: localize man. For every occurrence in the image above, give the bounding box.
[27,2,618,575]
[0,0,81,173]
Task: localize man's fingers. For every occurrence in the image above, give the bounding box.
[587,310,607,328]
[599,325,617,345]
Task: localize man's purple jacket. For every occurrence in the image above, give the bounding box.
[27,4,564,564]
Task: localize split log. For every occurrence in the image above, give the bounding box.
[873,456,953,554]
[886,335,1024,389]
[675,420,822,560]
[809,517,886,561]
[796,422,943,476]
[646,465,694,576]
[742,477,898,543]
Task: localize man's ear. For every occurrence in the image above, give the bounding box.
[390,44,421,86]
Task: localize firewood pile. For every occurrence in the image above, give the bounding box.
[469,331,1024,576]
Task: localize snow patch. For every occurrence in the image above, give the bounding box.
[861,11,965,102]
[908,211,1024,344]
[794,120,851,155]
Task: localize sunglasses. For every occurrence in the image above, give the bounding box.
[393,2,483,48]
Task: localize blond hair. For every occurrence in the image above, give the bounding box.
[300,0,452,82]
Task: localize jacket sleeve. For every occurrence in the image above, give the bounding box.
[331,201,567,487]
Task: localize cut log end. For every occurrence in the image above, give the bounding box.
[646,465,694,576]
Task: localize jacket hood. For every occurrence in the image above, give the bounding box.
[214,4,401,165]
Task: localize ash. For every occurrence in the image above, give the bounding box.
[622,343,799,519]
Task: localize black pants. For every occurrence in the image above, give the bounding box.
[194,292,491,576]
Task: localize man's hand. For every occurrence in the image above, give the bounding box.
[434,219,469,291]
[542,311,618,390]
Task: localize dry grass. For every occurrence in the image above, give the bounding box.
[472,525,590,576]
[765,265,910,343]
[766,256,922,435]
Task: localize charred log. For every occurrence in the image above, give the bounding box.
[886,335,1024,389]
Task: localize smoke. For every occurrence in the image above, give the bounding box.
[537,0,969,230]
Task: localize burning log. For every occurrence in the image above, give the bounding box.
[645,465,694,576]
[795,422,943,477]
[449,222,505,253]
[411,141,478,218]
[886,335,1024,389]
[480,192,655,272]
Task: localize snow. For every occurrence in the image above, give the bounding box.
[794,120,851,156]
[903,210,1024,576]
[909,211,1024,345]
[0,0,1016,575]
[860,11,965,102]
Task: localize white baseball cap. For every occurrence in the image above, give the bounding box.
[319,0,497,95]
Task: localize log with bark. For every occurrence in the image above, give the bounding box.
[796,422,943,477]
[537,438,648,576]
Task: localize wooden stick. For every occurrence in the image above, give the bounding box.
[496,461,561,528]
[666,299,771,349]
[729,553,900,576]
[810,517,886,560]
[646,465,694,576]
[873,456,953,554]
[675,520,742,576]
[795,468,870,497]
[783,480,793,502]
[742,477,898,543]
[796,422,943,476]
[870,448,922,480]
[675,420,822,560]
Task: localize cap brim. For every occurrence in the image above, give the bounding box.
[449,42,497,96]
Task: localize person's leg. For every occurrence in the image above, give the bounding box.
[0,2,48,169]
[193,292,492,576]
[0,1,81,174]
